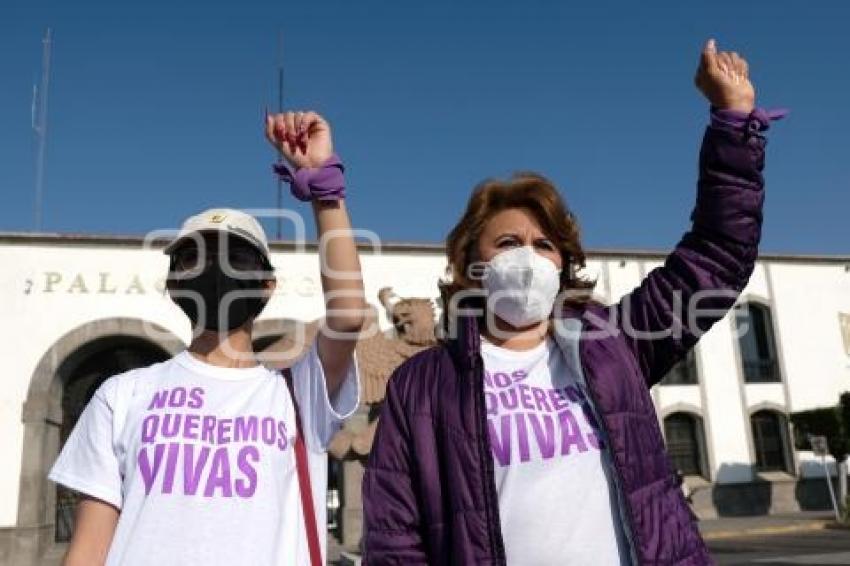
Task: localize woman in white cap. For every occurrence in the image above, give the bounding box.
[48,111,365,566]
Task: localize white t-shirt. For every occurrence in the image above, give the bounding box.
[482,335,626,566]
[48,340,359,566]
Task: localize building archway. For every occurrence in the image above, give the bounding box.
[750,408,793,474]
[663,410,710,479]
[16,318,183,564]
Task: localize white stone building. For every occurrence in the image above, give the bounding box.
[1,231,848,564]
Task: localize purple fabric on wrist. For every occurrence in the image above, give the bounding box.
[273,153,346,202]
[710,106,789,133]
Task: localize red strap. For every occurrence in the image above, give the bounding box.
[283,368,323,566]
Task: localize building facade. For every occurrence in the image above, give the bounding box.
[1,232,849,564]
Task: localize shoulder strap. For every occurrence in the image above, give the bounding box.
[282,367,323,566]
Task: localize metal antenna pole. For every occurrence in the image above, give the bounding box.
[275,30,284,241]
[34,28,52,231]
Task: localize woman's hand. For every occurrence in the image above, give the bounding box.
[265,110,333,170]
[694,39,755,113]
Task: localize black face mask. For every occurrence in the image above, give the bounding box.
[168,261,268,331]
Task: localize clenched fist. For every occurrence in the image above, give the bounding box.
[265,111,333,170]
[695,39,755,113]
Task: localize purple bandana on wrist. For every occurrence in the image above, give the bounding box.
[710,106,789,133]
[272,154,346,202]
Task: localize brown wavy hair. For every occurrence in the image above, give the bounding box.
[439,172,596,332]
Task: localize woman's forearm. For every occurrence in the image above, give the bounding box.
[313,198,366,334]
[312,197,365,394]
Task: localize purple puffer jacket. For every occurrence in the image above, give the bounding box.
[363,111,778,565]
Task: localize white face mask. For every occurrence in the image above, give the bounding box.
[481,245,561,328]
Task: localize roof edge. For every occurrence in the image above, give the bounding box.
[1,231,848,264]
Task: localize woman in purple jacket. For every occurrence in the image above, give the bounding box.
[363,40,784,565]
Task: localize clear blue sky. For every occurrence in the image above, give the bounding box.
[2,1,848,254]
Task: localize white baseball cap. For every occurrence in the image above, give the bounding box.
[163,208,271,263]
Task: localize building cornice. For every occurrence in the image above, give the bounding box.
[1,231,849,264]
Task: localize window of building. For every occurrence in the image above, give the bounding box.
[751,410,791,473]
[735,303,781,383]
[664,412,708,478]
[660,349,699,385]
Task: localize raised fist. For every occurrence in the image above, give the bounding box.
[695,39,755,113]
[265,111,333,170]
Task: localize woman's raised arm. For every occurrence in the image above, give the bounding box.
[606,39,785,387]
[265,111,366,395]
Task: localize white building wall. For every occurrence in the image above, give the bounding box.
[657,385,702,411]
[1,244,185,526]
[698,312,754,482]
[767,262,850,412]
[605,258,643,303]
[744,262,771,301]
[744,383,786,409]
[1,235,849,527]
